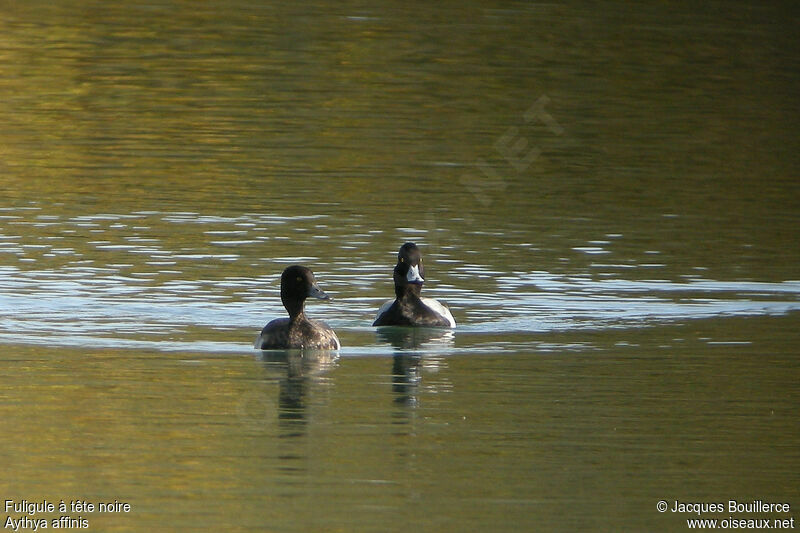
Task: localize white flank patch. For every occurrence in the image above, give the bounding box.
[422,298,456,327]
[374,299,395,322]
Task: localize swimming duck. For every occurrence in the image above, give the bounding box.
[254,265,340,350]
[373,242,456,327]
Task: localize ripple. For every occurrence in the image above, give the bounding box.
[1,209,798,353]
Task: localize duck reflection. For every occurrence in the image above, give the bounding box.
[257,349,337,430]
[377,328,454,408]
[391,352,422,407]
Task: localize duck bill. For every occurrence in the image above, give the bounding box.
[308,284,331,300]
[406,264,424,284]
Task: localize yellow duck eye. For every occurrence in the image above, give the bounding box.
[296,277,303,282]
[400,258,404,263]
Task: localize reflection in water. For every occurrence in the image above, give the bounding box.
[392,354,421,407]
[0,206,798,353]
[257,349,337,431]
[376,327,455,351]
[0,2,797,530]
[377,328,454,408]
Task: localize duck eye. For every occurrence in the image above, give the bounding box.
[400,257,404,263]
[296,277,303,282]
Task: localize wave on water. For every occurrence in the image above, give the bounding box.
[1,264,798,354]
[1,208,798,354]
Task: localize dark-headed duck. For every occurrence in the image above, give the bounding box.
[373,242,455,328]
[255,265,340,350]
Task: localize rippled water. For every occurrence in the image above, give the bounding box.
[2,206,798,353]
[1,1,798,531]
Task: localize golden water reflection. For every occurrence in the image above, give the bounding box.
[1,1,798,531]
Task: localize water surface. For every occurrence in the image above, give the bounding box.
[1,1,798,531]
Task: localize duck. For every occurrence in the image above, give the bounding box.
[373,242,456,328]
[254,265,340,350]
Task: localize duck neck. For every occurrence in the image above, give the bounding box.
[397,283,422,301]
[283,298,306,322]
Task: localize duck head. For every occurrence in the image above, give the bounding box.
[393,242,425,298]
[280,265,331,318]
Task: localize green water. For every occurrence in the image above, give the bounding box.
[0,2,798,531]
